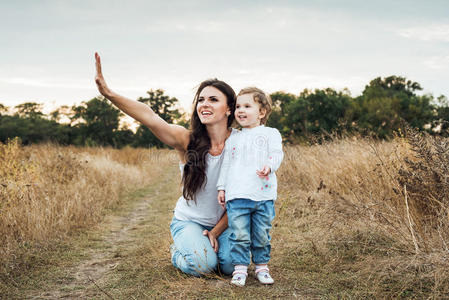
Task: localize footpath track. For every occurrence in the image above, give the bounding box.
[27,167,178,299]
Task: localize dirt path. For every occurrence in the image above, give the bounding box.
[28,194,155,299]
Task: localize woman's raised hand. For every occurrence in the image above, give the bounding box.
[94,52,112,98]
[93,52,190,151]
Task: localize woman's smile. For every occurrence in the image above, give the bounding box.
[200,110,213,116]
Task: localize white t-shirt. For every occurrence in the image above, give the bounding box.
[173,128,238,227]
[216,125,284,202]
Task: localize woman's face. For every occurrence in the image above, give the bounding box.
[196,86,230,125]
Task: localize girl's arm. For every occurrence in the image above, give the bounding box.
[257,128,284,177]
[267,128,284,172]
[94,53,190,151]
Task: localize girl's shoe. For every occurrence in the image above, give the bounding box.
[230,271,247,287]
[255,267,274,284]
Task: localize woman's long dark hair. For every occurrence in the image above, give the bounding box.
[182,79,236,202]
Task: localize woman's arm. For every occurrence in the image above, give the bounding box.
[202,212,228,253]
[211,212,228,237]
[94,53,190,151]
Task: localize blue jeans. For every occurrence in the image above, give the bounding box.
[226,199,275,266]
[170,217,233,277]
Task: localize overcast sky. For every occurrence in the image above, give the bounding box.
[1,0,448,114]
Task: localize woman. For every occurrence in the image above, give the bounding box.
[94,53,236,276]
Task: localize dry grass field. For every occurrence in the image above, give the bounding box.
[1,130,449,298]
[0,140,176,282]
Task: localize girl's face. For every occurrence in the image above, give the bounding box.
[196,86,231,125]
[235,94,265,128]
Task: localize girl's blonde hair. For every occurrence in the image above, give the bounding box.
[237,87,272,125]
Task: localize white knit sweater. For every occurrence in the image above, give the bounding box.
[217,125,284,202]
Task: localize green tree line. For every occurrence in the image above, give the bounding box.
[1,76,448,148]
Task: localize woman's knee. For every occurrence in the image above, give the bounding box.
[184,251,218,277]
[172,245,218,277]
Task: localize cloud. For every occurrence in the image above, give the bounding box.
[146,21,227,33]
[397,24,449,42]
[423,55,449,70]
[0,77,90,89]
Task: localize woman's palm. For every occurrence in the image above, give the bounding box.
[94,52,111,97]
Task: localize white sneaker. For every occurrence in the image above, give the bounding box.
[255,268,274,285]
[231,271,247,287]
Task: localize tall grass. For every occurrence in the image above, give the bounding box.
[275,131,449,297]
[2,129,449,297]
[0,138,176,275]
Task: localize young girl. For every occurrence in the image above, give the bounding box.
[217,87,283,286]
